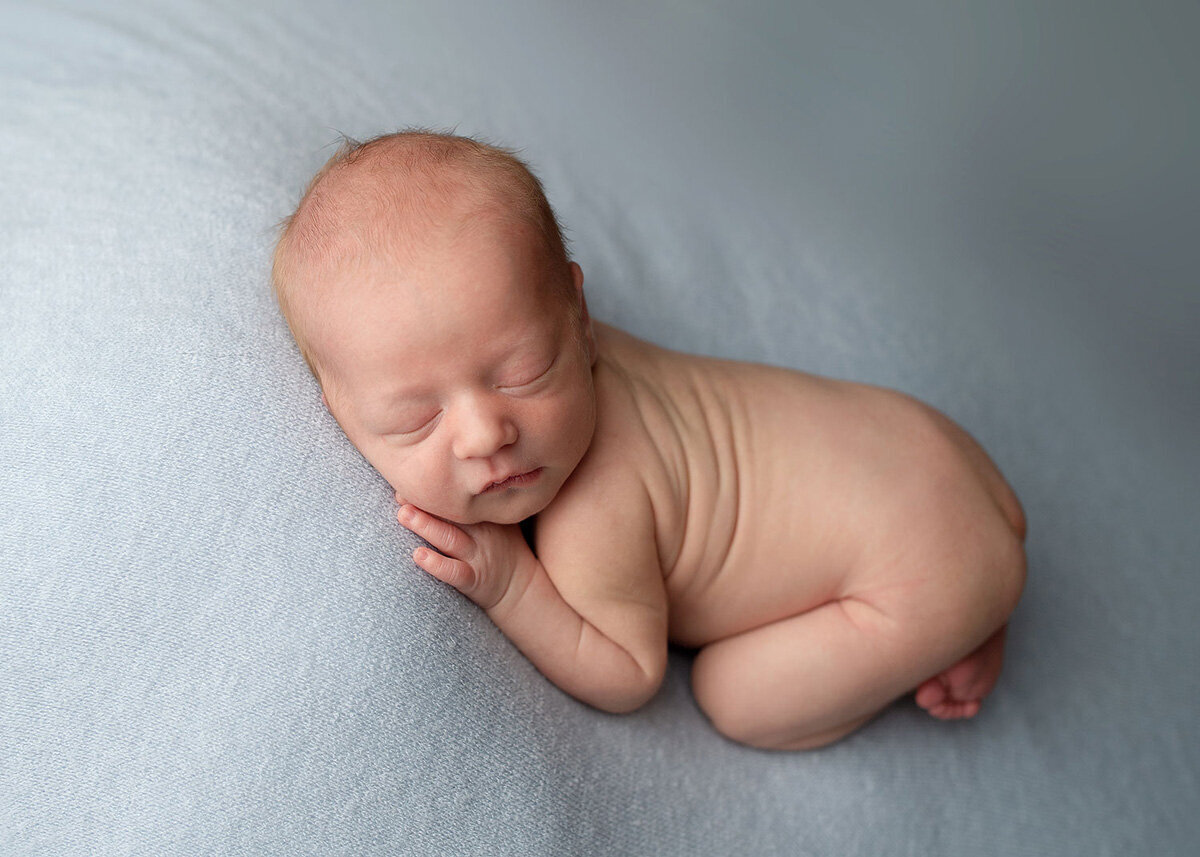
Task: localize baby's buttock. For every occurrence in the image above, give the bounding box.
[650,355,997,649]
[596,324,1010,649]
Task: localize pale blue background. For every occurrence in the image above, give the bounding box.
[3,1,1197,853]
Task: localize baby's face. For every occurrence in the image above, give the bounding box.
[309,213,597,525]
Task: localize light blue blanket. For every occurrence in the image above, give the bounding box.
[3,1,1197,853]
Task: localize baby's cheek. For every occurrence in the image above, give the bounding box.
[372,448,438,501]
[531,395,583,446]
[558,383,597,444]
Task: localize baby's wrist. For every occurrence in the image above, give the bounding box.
[485,549,542,623]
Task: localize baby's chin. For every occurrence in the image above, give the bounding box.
[465,494,553,526]
[465,509,535,526]
[407,491,553,527]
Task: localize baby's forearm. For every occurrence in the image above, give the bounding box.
[487,556,665,714]
[397,504,664,712]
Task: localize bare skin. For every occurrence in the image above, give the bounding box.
[297,174,1028,751]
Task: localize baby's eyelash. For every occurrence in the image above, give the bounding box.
[390,411,441,436]
[500,356,556,390]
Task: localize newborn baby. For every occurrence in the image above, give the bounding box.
[271,130,1028,750]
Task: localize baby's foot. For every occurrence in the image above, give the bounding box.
[914,625,1008,720]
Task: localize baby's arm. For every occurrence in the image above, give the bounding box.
[398,472,667,714]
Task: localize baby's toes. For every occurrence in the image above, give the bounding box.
[915,677,949,711]
[944,650,1002,704]
[939,657,984,698]
[915,673,986,719]
[928,698,982,720]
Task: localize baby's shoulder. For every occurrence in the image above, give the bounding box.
[533,341,677,549]
[532,402,663,569]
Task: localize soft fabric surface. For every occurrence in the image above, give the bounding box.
[3,1,1197,854]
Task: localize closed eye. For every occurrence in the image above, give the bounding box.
[387,410,441,437]
[498,355,556,391]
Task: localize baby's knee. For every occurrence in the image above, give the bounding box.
[691,647,769,748]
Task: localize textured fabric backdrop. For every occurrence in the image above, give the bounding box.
[2,1,1198,854]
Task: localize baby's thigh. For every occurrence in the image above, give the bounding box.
[691,519,1023,745]
[690,595,963,749]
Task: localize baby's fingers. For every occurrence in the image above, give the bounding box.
[398,504,473,558]
[412,547,476,592]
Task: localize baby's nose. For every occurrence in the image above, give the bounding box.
[450,398,518,460]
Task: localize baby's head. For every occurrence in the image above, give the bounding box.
[272,130,597,525]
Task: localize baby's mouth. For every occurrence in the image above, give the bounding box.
[480,468,543,494]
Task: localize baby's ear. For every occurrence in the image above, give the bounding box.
[569,260,585,297]
[571,262,598,366]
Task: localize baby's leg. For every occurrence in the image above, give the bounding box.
[914,623,1008,720]
[691,597,972,750]
[692,540,1023,750]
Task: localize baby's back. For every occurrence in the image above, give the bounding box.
[590,323,1023,648]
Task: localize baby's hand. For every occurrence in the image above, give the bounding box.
[396,502,533,611]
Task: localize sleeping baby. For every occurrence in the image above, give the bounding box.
[271,130,1028,750]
